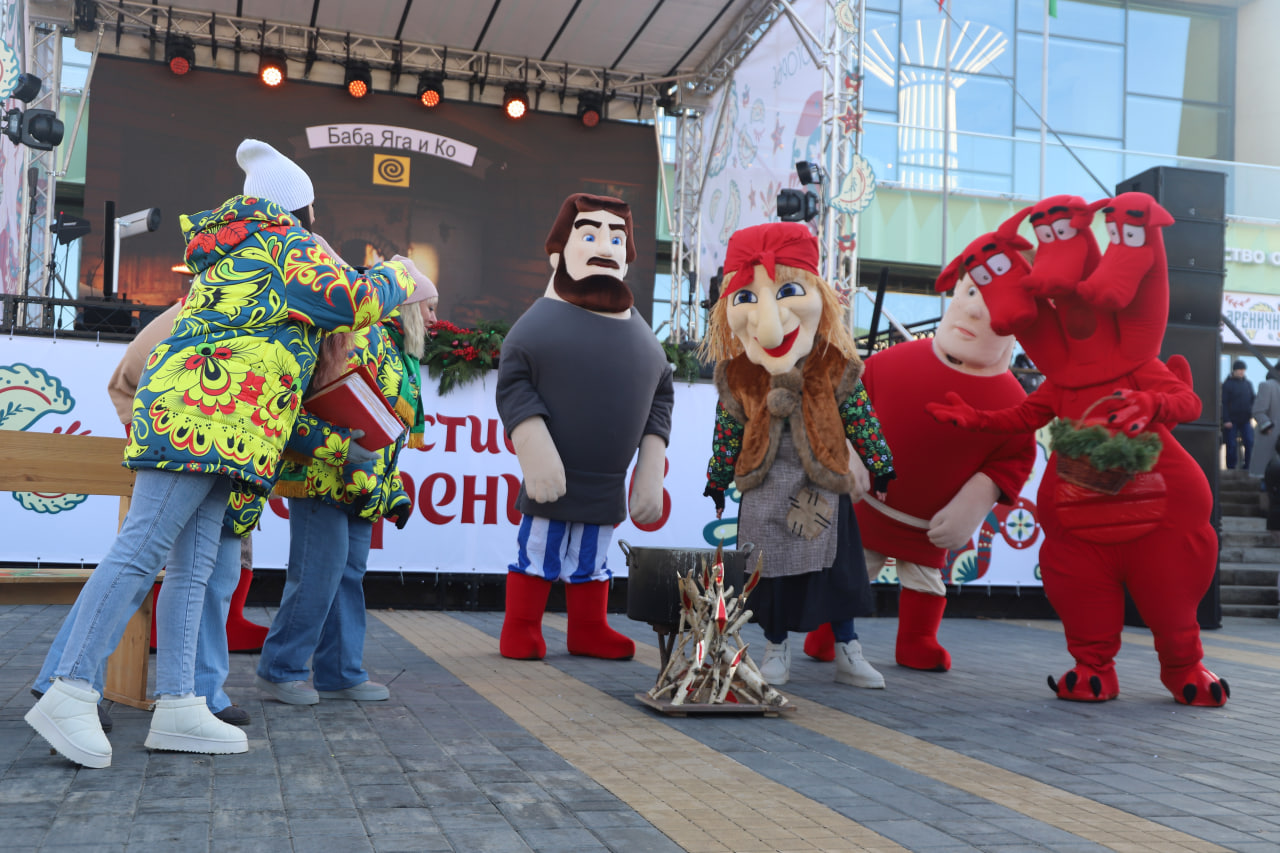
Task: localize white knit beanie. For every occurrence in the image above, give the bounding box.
[236,139,314,212]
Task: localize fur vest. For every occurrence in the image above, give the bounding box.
[714,342,861,494]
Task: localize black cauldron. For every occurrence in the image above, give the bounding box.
[619,540,757,629]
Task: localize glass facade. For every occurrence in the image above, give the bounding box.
[859,0,1235,200]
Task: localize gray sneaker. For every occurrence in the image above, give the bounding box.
[317,681,390,701]
[255,676,319,705]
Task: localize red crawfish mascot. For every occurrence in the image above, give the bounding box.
[806,224,1037,672]
[929,193,1228,707]
[496,193,674,661]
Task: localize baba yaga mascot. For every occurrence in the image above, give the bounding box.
[805,226,1037,673]
[929,193,1228,707]
[701,222,895,688]
[496,193,674,660]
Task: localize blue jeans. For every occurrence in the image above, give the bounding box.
[31,525,242,713]
[40,468,231,697]
[1224,421,1254,469]
[257,498,373,691]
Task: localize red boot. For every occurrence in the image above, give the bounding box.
[896,588,951,672]
[500,572,552,660]
[803,623,836,662]
[566,580,635,660]
[226,569,269,652]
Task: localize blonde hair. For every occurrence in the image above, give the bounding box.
[698,266,859,365]
[397,303,427,360]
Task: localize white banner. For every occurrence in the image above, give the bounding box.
[1222,291,1280,346]
[305,124,478,167]
[0,333,1046,586]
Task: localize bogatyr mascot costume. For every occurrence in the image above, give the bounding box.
[701,222,895,688]
[496,193,674,660]
[929,193,1228,707]
[804,228,1036,671]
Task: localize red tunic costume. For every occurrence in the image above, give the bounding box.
[856,339,1033,568]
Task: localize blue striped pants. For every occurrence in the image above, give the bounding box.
[508,516,613,583]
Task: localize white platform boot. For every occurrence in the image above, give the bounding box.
[25,678,112,768]
[145,695,248,754]
[759,639,792,685]
[835,639,885,689]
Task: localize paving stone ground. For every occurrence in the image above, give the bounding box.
[2,602,1279,852]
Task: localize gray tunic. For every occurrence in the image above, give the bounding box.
[496,297,675,525]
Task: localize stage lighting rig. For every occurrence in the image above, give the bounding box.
[258,49,288,87]
[344,60,372,98]
[417,70,444,108]
[0,74,63,151]
[10,73,42,102]
[503,84,529,119]
[777,160,824,223]
[165,34,195,75]
[576,92,603,127]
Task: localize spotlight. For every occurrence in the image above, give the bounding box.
[795,160,825,186]
[576,92,603,128]
[2,107,63,150]
[344,60,372,98]
[10,73,42,103]
[417,70,444,108]
[258,49,287,87]
[776,188,820,223]
[165,34,195,76]
[503,84,529,119]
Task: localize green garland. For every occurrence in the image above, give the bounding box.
[422,319,509,395]
[662,341,705,383]
[1048,419,1162,473]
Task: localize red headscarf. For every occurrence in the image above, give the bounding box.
[721,223,820,299]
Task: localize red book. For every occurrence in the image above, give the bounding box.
[302,365,405,450]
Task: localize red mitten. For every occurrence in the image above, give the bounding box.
[926,391,985,429]
[1166,353,1193,389]
[1084,389,1158,436]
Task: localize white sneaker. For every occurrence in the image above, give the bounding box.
[24,678,111,769]
[759,639,791,685]
[835,639,885,689]
[145,695,248,755]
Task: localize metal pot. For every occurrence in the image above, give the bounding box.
[619,540,756,629]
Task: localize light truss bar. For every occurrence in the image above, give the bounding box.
[76,0,674,112]
[688,0,786,95]
[21,23,62,310]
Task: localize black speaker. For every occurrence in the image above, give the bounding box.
[1164,219,1226,274]
[1116,166,1226,221]
[1167,268,1225,327]
[1161,322,1222,429]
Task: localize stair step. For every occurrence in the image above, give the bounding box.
[1222,516,1267,531]
[1220,565,1280,586]
[1219,547,1280,562]
[1222,604,1280,618]
[1219,530,1280,547]
[1220,585,1279,606]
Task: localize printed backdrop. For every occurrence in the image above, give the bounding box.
[1,334,1047,586]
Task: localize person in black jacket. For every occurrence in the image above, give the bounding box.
[1222,360,1255,470]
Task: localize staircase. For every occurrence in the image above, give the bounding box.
[1218,469,1280,618]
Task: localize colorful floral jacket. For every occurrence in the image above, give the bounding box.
[276,318,420,524]
[123,195,417,494]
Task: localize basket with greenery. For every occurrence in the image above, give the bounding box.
[1048,399,1163,495]
[422,319,509,395]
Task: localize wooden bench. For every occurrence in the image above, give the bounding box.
[0,430,156,710]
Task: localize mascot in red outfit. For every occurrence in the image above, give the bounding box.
[929,192,1228,707]
[804,220,1036,672]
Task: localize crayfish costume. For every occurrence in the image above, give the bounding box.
[496,193,674,661]
[928,193,1227,707]
[702,223,894,688]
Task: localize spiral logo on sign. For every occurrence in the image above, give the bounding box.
[373,154,410,187]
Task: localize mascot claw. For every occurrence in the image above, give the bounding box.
[1172,670,1229,707]
[1048,666,1119,702]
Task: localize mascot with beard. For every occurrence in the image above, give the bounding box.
[496,193,675,660]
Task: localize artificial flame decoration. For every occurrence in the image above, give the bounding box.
[646,544,789,710]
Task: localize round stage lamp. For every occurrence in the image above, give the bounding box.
[577,92,603,128]
[417,71,444,108]
[165,35,195,76]
[258,50,288,87]
[503,84,529,120]
[345,61,372,99]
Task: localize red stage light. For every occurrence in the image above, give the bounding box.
[417,71,445,109]
[345,61,372,99]
[576,92,604,128]
[259,50,287,88]
[169,56,191,76]
[421,89,441,108]
[165,35,195,76]
[348,79,369,98]
[503,84,529,120]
